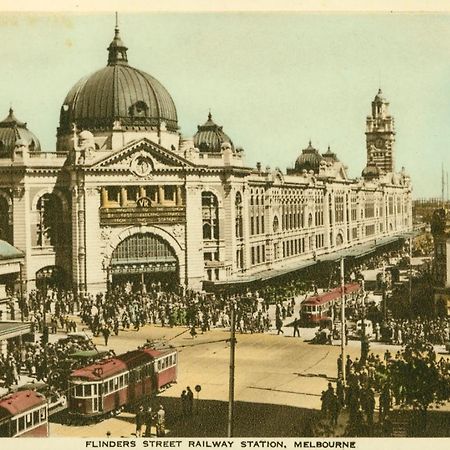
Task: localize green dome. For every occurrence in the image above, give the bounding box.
[0,108,41,157]
[193,112,234,153]
[58,26,178,135]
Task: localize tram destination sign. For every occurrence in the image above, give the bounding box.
[100,206,186,226]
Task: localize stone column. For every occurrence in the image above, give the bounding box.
[176,186,183,206]
[184,183,204,290]
[158,185,164,205]
[101,188,108,207]
[12,185,32,287]
[120,187,127,207]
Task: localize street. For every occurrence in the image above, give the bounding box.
[49,320,448,437]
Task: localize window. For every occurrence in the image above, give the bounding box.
[85,385,92,397]
[0,196,11,243]
[18,416,25,432]
[36,193,65,247]
[202,192,219,240]
[235,192,243,238]
[164,186,175,201]
[75,385,83,397]
[335,195,344,223]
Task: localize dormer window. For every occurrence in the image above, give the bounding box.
[129,101,148,117]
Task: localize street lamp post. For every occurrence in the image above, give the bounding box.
[227,296,236,438]
[360,279,369,364]
[340,258,346,385]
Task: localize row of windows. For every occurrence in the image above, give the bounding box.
[282,237,306,258]
[3,406,47,437]
[315,233,325,249]
[251,244,266,265]
[105,185,180,205]
[73,355,177,398]
[206,268,220,281]
[250,214,265,235]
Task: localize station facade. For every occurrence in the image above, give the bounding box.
[0,24,413,295]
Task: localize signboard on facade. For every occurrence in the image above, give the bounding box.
[100,206,186,226]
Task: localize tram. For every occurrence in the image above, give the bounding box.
[0,390,48,437]
[68,346,177,421]
[300,283,361,326]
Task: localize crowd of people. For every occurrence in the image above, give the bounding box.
[382,318,450,345]
[75,282,290,344]
[321,346,450,436]
[0,334,97,392]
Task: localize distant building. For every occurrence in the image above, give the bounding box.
[431,209,450,315]
[0,22,413,295]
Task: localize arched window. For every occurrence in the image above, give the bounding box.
[36,193,65,247]
[202,192,219,240]
[0,196,11,242]
[336,233,344,247]
[235,192,243,239]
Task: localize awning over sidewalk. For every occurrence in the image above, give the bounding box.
[0,240,24,261]
[204,232,412,291]
[0,322,32,341]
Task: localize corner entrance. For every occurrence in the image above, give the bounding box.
[109,232,179,291]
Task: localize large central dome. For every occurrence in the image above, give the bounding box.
[58,24,178,136]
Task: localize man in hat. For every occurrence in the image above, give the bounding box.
[156,405,165,437]
[135,405,145,437]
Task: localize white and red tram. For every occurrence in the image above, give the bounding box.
[0,390,48,437]
[68,347,177,420]
[300,283,361,325]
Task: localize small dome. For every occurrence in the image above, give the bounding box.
[362,158,380,180]
[322,145,339,163]
[193,112,234,153]
[294,141,323,173]
[0,108,41,157]
[58,25,178,136]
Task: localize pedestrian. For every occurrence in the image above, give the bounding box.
[293,318,300,337]
[330,392,340,427]
[186,386,194,416]
[156,405,165,437]
[276,315,284,335]
[144,406,153,437]
[102,326,111,346]
[180,390,187,417]
[135,405,145,437]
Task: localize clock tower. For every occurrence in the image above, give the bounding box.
[365,89,396,174]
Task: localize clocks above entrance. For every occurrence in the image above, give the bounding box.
[130,154,153,177]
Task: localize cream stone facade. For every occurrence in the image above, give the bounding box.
[0,24,413,295]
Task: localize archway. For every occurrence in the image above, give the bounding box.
[36,265,68,291]
[109,232,179,291]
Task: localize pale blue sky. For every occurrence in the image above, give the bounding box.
[0,12,449,198]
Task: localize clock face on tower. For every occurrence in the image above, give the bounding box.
[376,138,384,148]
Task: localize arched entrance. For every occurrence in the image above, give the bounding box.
[109,232,179,291]
[36,266,68,291]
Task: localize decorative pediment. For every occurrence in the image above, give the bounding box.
[86,138,196,173]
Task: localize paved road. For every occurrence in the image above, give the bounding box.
[50,321,425,437]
